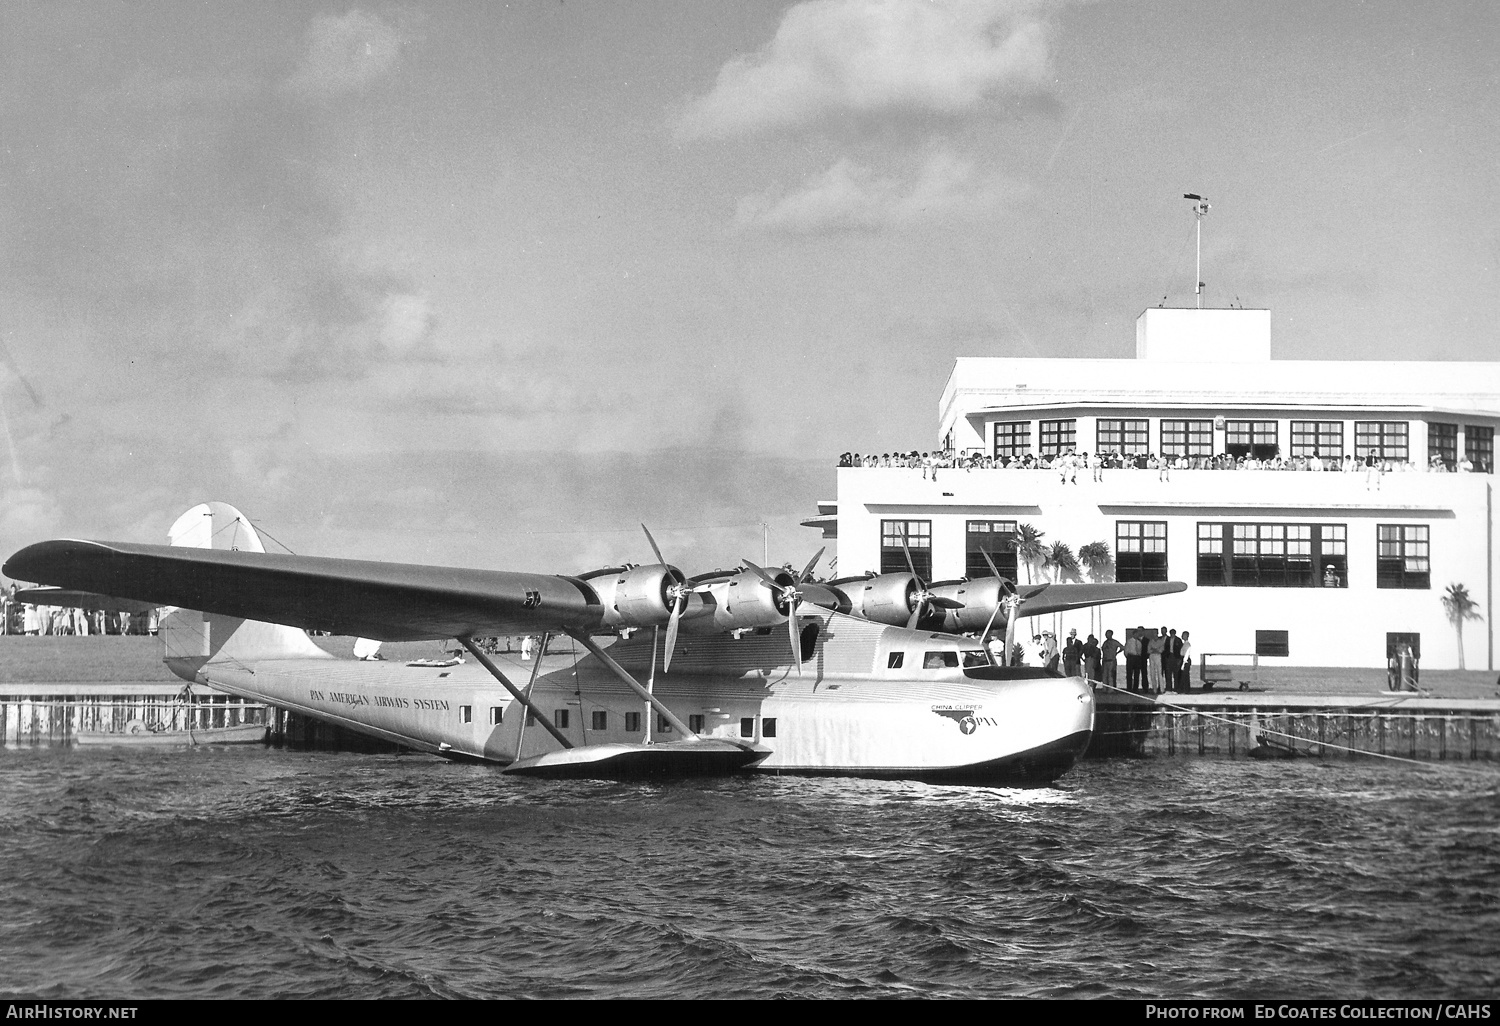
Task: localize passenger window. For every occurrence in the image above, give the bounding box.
[740,717,755,738]
[923,651,959,669]
[591,710,607,731]
[489,706,503,725]
[762,718,777,738]
[888,652,905,669]
[625,711,641,732]
[460,705,472,724]
[554,709,570,729]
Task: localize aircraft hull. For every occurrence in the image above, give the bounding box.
[172,652,1094,785]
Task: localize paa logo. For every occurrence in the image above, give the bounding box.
[931,707,990,735]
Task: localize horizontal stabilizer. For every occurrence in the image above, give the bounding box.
[3,539,605,642]
[1017,581,1187,618]
[503,739,769,779]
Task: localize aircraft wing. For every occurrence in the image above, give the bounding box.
[11,586,160,615]
[3,540,605,642]
[1016,581,1187,619]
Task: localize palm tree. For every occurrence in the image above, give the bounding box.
[1077,541,1115,583]
[1044,541,1081,583]
[1440,582,1484,670]
[1077,541,1115,637]
[1013,523,1045,585]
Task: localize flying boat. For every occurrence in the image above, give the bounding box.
[3,502,1185,783]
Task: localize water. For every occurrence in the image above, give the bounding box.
[1,746,1496,999]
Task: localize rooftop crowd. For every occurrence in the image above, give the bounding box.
[838,450,1487,476]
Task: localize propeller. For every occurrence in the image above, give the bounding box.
[641,525,694,673]
[741,556,809,676]
[897,526,963,630]
[976,549,1017,665]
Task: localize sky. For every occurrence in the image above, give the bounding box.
[1,0,1497,579]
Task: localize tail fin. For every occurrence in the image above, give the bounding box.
[161,502,330,681]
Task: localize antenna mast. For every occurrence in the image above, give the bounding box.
[1183,193,1210,307]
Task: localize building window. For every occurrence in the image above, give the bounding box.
[1355,421,1409,462]
[1377,525,1430,589]
[1465,425,1493,473]
[1116,521,1167,582]
[1255,630,1290,658]
[881,520,931,577]
[688,714,705,733]
[1428,422,1458,470]
[1160,420,1214,459]
[625,711,641,733]
[1225,420,1278,459]
[591,710,608,731]
[460,705,472,724]
[887,651,905,669]
[1197,523,1345,588]
[1039,419,1076,457]
[763,718,777,738]
[1290,421,1344,459]
[489,706,503,725]
[740,717,755,738]
[966,520,1018,580]
[1097,419,1149,455]
[993,421,1031,460]
[1385,632,1421,660]
[554,709,570,729]
[1319,525,1348,588]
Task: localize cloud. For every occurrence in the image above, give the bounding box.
[284,9,407,98]
[677,0,1053,139]
[734,149,1019,233]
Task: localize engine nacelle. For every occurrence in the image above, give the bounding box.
[592,565,681,628]
[931,577,1008,634]
[707,568,795,631]
[845,573,919,627]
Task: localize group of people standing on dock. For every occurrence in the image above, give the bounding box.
[1069,625,1191,694]
[1014,624,1191,693]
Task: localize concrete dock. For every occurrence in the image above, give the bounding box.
[1092,664,1500,761]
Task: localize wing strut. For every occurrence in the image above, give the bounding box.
[565,629,698,740]
[457,637,574,750]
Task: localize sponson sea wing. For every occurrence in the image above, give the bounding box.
[2,540,605,642]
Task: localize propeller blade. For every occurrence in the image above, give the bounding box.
[906,601,924,631]
[798,546,825,584]
[788,607,802,677]
[741,557,781,590]
[641,524,667,567]
[929,595,963,610]
[899,526,918,579]
[979,599,1005,667]
[663,592,684,673]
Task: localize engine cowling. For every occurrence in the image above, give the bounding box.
[592,565,682,628]
[707,568,796,631]
[930,577,1008,634]
[845,573,920,627]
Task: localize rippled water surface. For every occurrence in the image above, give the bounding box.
[1,746,1496,999]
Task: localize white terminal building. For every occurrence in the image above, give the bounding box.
[811,307,1500,670]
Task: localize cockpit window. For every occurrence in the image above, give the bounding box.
[923,651,959,669]
[960,650,990,668]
